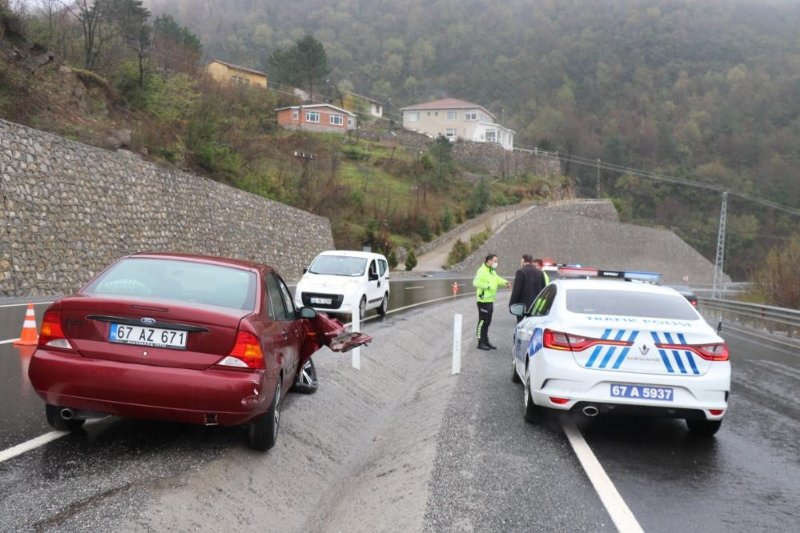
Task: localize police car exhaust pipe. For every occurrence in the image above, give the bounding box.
[582,405,599,417]
[60,408,74,420]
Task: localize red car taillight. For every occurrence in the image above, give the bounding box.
[216,331,265,369]
[656,342,729,361]
[38,309,74,350]
[543,329,632,351]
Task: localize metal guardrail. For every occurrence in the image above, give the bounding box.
[698,297,800,340]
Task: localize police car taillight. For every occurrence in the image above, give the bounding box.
[655,341,729,361]
[543,329,633,351]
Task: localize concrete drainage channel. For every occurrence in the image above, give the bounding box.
[128,296,476,532]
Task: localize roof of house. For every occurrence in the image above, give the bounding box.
[274,103,356,117]
[208,59,267,77]
[348,92,383,105]
[400,98,494,119]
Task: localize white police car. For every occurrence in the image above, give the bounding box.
[510,267,730,435]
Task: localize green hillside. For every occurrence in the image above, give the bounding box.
[140,0,800,279]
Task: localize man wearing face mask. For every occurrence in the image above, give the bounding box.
[472,253,510,350]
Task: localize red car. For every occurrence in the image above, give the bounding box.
[28,253,369,450]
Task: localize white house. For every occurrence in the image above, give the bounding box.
[400,98,515,150]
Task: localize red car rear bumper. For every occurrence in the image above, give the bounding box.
[28,348,274,426]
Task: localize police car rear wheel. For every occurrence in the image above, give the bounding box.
[686,418,722,436]
[511,357,521,384]
[523,375,542,424]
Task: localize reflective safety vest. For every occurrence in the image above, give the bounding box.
[473,264,508,303]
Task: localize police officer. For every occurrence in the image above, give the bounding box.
[509,254,546,323]
[534,258,550,285]
[473,253,510,350]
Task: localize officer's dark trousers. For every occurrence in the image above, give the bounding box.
[476,302,493,343]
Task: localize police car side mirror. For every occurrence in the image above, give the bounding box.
[717,320,723,333]
[509,303,526,317]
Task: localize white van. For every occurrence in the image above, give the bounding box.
[294,250,390,319]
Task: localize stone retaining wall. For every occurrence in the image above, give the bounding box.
[0,119,334,297]
[361,125,562,178]
[452,199,727,285]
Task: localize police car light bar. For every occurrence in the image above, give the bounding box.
[557,266,661,283]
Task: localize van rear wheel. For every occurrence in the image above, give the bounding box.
[377,293,389,316]
[358,296,366,320]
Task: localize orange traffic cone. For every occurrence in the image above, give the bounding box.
[452,282,459,296]
[13,303,39,346]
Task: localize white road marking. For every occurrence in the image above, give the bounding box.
[563,420,644,533]
[0,431,69,464]
[1,338,21,345]
[0,301,54,308]
[404,286,425,290]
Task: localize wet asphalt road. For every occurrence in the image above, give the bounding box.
[421,303,800,532]
[1,284,799,531]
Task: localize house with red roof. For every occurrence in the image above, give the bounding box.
[275,103,357,134]
[400,98,515,150]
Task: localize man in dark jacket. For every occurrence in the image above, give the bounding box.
[509,254,546,323]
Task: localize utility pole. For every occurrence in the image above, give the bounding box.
[712,191,729,299]
[596,159,601,199]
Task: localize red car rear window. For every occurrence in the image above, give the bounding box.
[85,258,257,310]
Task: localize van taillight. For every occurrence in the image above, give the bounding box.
[217,331,265,369]
[38,309,73,350]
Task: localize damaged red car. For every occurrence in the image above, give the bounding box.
[28,253,369,450]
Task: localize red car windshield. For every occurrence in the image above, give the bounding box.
[84,257,257,310]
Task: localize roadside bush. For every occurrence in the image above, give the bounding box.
[746,232,800,309]
[446,238,469,266]
[469,226,492,252]
[387,249,399,269]
[405,248,418,271]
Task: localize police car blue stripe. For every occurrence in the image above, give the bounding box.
[672,350,687,374]
[585,329,612,367]
[650,331,661,344]
[613,329,626,341]
[664,332,676,344]
[598,347,617,368]
[685,351,700,374]
[585,346,603,367]
[611,330,639,369]
[659,350,675,373]
[611,347,630,369]
[674,332,700,374]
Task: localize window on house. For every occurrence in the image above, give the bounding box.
[485,129,497,142]
[465,110,478,121]
[445,128,456,138]
[447,111,457,120]
[330,114,344,126]
[348,117,354,127]
[407,112,419,122]
[292,109,299,120]
[306,111,320,123]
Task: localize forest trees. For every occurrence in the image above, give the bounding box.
[268,35,330,102]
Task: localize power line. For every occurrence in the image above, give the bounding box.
[516,145,800,217]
